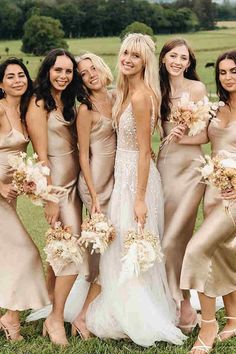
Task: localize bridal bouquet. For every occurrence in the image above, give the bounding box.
[79,213,115,254]
[44,222,84,275]
[119,228,163,284]
[197,151,236,223]
[160,93,224,149]
[197,152,236,191]
[8,152,66,206]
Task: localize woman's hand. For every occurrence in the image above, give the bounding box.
[91,196,101,214]
[221,189,236,201]
[44,201,60,227]
[134,198,147,229]
[0,182,18,201]
[171,124,187,143]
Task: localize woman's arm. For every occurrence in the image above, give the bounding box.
[175,128,209,145]
[26,98,60,226]
[77,104,101,213]
[132,92,151,228]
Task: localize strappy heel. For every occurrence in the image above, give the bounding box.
[71,322,92,340]
[218,316,236,342]
[179,313,201,334]
[42,320,69,346]
[189,318,219,354]
[0,317,23,341]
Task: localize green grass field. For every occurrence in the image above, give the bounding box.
[1,29,236,353]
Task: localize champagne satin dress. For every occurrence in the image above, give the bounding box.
[0,112,50,311]
[181,119,236,297]
[78,114,116,282]
[47,111,82,276]
[157,121,205,303]
[78,115,116,213]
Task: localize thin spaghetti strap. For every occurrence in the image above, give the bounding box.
[0,102,13,129]
[92,101,101,114]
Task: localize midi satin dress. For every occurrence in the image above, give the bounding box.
[181,119,236,297]
[0,112,50,311]
[78,114,116,282]
[47,110,82,276]
[78,115,116,213]
[157,121,205,303]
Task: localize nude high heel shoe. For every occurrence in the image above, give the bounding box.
[217,316,236,342]
[0,317,23,341]
[179,313,201,334]
[71,322,92,340]
[42,320,69,346]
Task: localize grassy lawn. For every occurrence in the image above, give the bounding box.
[1,29,236,353]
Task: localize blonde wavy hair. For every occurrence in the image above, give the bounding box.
[76,52,113,87]
[112,33,161,128]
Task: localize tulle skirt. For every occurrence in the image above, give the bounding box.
[85,150,185,346]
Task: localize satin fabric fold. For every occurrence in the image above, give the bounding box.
[181,120,236,296]
[47,111,82,276]
[0,129,50,310]
[157,121,205,302]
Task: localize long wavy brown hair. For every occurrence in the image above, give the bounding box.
[159,38,200,121]
[215,50,236,105]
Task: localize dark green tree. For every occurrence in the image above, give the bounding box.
[120,21,155,41]
[21,15,68,55]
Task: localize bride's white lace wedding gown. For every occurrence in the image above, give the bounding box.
[85,101,185,346]
[27,100,186,347]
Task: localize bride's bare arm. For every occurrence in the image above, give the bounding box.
[132,92,151,228]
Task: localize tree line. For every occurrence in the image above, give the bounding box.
[0,0,229,41]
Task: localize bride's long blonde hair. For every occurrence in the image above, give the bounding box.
[113,33,161,128]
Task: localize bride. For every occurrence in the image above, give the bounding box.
[83,33,185,347]
[28,33,186,347]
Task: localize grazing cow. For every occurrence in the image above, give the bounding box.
[205,62,215,68]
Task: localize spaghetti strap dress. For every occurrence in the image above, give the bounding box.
[47,110,82,276]
[181,118,236,297]
[0,108,50,310]
[157,119,205,303]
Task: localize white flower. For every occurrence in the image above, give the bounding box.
[189,120,207,136]
[41,166,50,176]
[35,178,48,194]
[221,158,236,169]
[95,222,110,232]
[33,153,38,159]
[20,152,27,158]
[201,163,214,178]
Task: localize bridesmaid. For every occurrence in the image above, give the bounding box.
[157,38,207,331]
[181,50,236,353]
[71,53,116,338]
[26,49,82,345]
[0,58,49,340]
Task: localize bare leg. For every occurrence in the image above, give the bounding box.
[219,291,236,340]
[72,283,101,339]
[190,292,218,354]
[44,274,77,345]
[46,264,56,302]
[0,310,23,341]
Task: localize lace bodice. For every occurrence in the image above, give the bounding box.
[117,99,155,152]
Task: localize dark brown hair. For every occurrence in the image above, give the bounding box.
[215,50,236,104]
[159,38,200,120]
[0,57,33,122]
[34,48,81,122]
